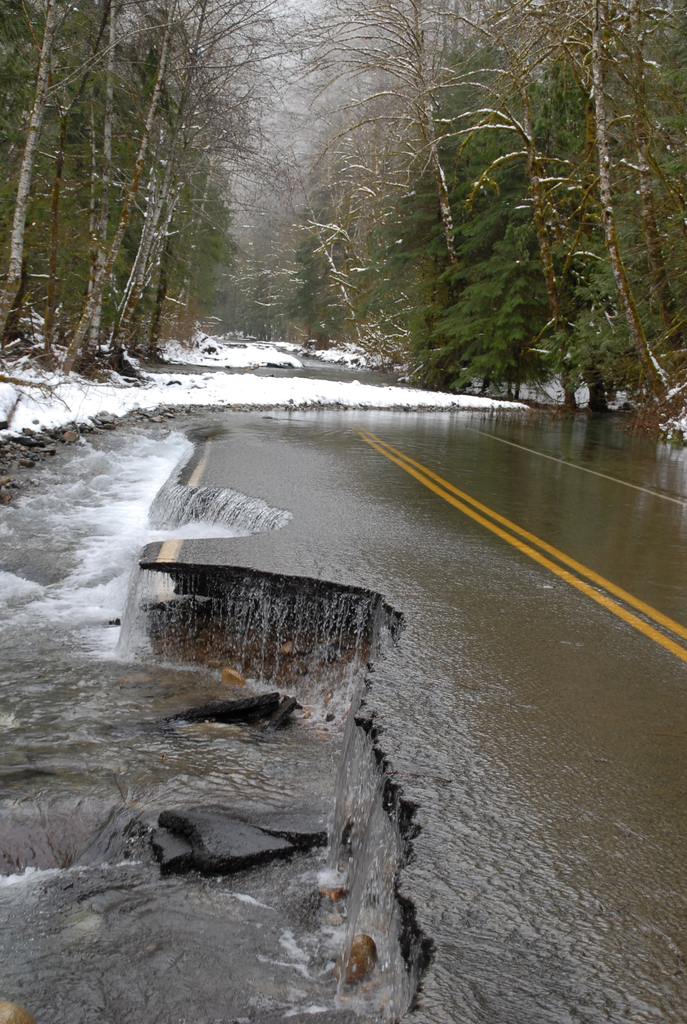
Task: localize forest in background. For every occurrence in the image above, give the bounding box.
[0,0,278,374]
[1,0,687,426]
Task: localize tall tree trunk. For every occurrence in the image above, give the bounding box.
[522,94,576,408]
[420,106,457,265]
[592,0,661,389]
[630,0,683,351]
[44,117,68,354]
[148,238,171,354]
[63,8,173,374]
[112,144,177,349]
[89,3,117,351]
[112,0,208,350]
[0,0,60,344]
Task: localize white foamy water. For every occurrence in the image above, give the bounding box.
[0,432,254,658]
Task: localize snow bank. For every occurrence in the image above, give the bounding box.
[0,366,526,435]
[162,335,302,369]
[273,339,388,371]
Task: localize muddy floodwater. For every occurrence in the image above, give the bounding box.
[1,403,687,1024]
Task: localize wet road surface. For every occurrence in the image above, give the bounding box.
[158,410,687,1022]
[2,406,687,1022]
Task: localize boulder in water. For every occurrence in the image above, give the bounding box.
[157,809,294,874]
[319,885,347,902]
[263,695,301,730]
[151,829,194,874]
[0,1003,38,1024]
[334,934,377,984]
[220,666,246,687]
[154,806,327,874]
[166,692,282,724]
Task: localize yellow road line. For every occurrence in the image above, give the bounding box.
[187,440,212,488]
[157,538,183,563]
[465,426,687,507]
[355,429,687,666]
[359,427,687,644]
[156,440,212,567]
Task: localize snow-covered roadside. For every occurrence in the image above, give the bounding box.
[161,335,302,369]
[0,365,526,436]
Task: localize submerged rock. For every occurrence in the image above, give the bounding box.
[263,695,300,730]
[154,806,327,874]
[334,934,377,984]
[157,809,293,874]
[320,885,347,902]
[220,666,246,687]
[167,692,282,724]
[249,809,328,849]
[0,1003,38,1024]
[150,829,194,874]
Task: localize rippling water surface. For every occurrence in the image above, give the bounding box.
[1,410,687,1024]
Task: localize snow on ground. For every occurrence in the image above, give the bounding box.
[0,366,526,436]
[273,339,387,370]
[292,341,371,368]
[162,335,302,369]
[660,387,687,441]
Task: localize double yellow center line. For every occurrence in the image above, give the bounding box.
[356,427,687,666]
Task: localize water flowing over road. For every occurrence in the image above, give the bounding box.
[1,396,686,1023]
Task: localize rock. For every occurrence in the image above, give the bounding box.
[62,430,78,443]
[150,415,164,423]
[263,695,301,730]
[0,1003,38,1024]
[278,640,294,655]
[334,934,377,984]
[249,809,328,850]
[101,422,117,430]
[220,666,246,687]
[18,459,35,468]
[168,692,282,725]
[16,436,41,448]
[320,886,347,902]
[151,829,194,874]
[157,809,294,874]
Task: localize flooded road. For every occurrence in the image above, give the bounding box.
[1,406,686,1023]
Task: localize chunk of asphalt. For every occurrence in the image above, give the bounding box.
[150,830,194,874]
[157,809,294,874]
[168,692,282,724]
[251,810,328,850]
[262,695,301,730]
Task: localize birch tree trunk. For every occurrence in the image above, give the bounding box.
[112,0,209,349]
[112,141,176,347]
[420,107,457,265]
[0,0,60,345]
[63,8,173,374]
[44,117,67,354]
[89,2,117,351]
[591,0,661,389]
